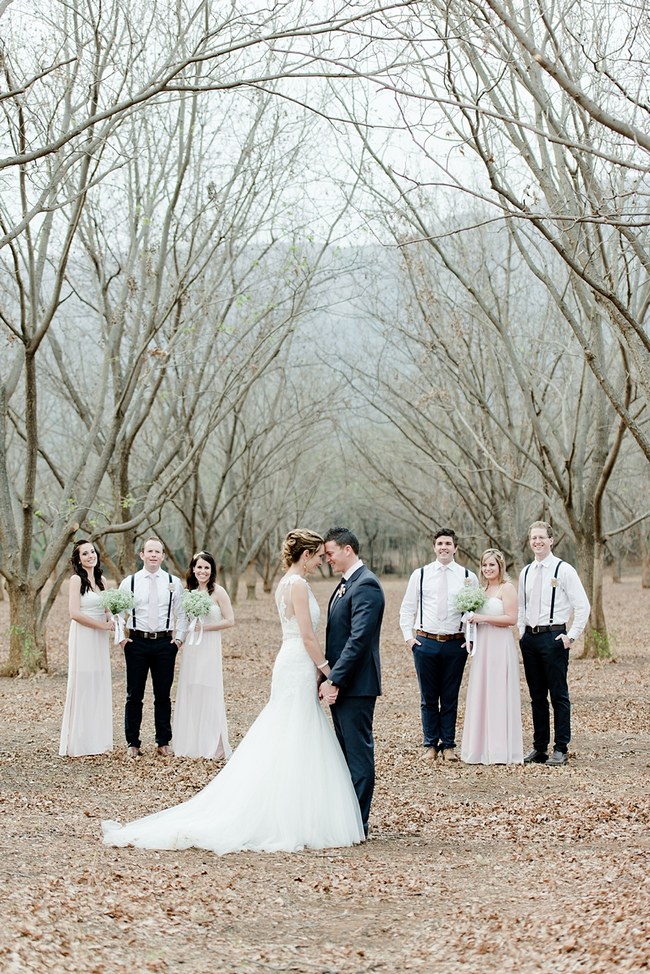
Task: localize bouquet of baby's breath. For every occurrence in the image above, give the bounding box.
[181,590,213,619]
[100,590,135,615]
[454,587,487,614]
[100,590,135,644]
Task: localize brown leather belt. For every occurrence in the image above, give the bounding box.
[525,624,566,635]
[129,629,173,640]
[415,630,464,642]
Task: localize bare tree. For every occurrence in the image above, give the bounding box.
[332,219,634,655]
[329,0,649,458]
[1,0,396,673]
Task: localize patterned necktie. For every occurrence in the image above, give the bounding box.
[437,567,448,620]
[147,574,158,631]
[528,563,543,626]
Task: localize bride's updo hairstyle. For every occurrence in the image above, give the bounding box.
[479,548,509,586]
[282,529,324,569]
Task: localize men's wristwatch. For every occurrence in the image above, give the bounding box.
[568,638,574,644]
[325,679,335,686]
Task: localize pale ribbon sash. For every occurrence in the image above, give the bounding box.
[464,615,477,656]
[186,616,206,646]
[112,613,127,644]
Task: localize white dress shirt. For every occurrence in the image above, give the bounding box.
[342,559,364,582]
[399,560,480,640]
[119,568,188,640]
[517,554,590,641]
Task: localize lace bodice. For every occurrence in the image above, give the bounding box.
[275,574,320,640]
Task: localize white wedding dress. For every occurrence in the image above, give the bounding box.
[102,574,364,853]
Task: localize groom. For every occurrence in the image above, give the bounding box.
[321,526,384,838]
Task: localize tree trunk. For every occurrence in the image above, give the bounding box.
[1,581,48,675]
[639,527,650,589]
[575,535,610,659]
[229,563,241,605]
[260,555,274,594]
[105,447,138,579]
[244,562,257,601]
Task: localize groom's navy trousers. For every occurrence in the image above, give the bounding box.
[330,695,377,834]
[326,565,384,837]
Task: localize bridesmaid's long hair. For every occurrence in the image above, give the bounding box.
[479,548,509,587]
[187,550,217,594]
[71,540,106,596]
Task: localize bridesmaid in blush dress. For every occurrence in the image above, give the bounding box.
[59,540,115,757]
[172,550,234,759]
[461,548,523,765]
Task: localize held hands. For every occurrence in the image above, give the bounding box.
[319,682,339,705]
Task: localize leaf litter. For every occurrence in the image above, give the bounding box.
[0,576,648,973]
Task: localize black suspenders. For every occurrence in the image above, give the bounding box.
[524,561,563,623]
[419,565,469,628]
[130,572,174,632]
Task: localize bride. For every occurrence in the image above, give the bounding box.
[102,529,365,854]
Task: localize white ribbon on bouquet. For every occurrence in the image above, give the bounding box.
[464,614,477,657]
[185,616,206,646]
[112,613,127,644]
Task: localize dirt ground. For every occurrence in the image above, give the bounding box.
[0,576,648,974]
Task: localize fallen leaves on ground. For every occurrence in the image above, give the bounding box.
[0,577,648,973]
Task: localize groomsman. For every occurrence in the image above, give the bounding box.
[399,529,479,761]
[118,538,187,758]
[518,521,590,767]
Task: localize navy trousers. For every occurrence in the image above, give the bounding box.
[330,695,376,837]
[412,635,467,750]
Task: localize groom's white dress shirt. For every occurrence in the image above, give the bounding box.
[342,559,364,582]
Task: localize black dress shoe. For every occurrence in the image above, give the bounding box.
[524,748,548,764]
[546,750,568,767]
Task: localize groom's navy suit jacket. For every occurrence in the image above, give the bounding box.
[326,565,383,696]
